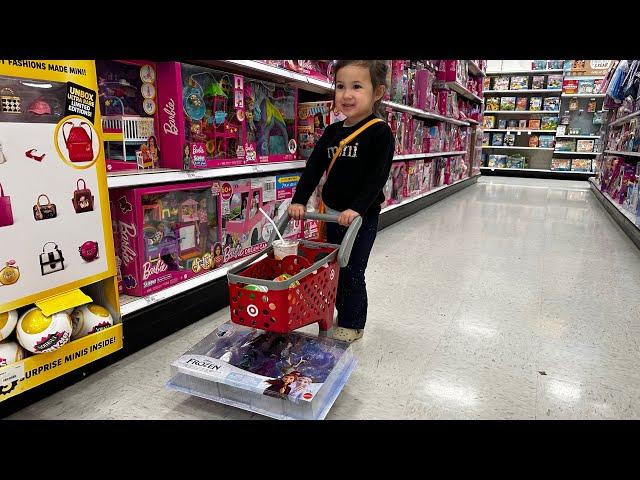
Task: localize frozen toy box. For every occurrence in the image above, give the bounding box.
[110,181,221,297]
[166,320,356,420]
[156,62,246,169]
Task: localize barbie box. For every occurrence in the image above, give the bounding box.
[166,320,356,420]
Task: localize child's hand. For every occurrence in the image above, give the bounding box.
[338,209,360,226]
[288,203,306,221]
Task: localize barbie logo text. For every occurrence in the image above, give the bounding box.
[119,221,138,265]
[143,259,168,280]
[163,98,178,135]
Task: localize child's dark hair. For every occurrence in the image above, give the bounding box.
[333,60,388,117]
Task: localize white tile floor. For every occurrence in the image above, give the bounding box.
[7,176,640,420]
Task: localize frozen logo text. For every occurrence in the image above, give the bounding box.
[163,98,178,135]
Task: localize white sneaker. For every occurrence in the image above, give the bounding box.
[331,327,364,343]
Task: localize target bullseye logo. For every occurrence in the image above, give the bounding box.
[246,304,259,317]
[330,269,335,280]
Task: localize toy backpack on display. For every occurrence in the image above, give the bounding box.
[32,194,57,221]
[62,121,94,163]
[39,242,65,275]
[72,179,94,213]
[0,182,13,227]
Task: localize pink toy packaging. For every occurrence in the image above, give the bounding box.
[297,101,345,160]
[214,175,301,265]
[97,60,161,172]
[381,173,394,209]
[403,160,424,198]
[420,159,434,193]
[109,198,123,294]
[244,78,298,163]
[389,163,407,205]
[156,62,246,169]
[283,61,332,83]
[411,119,425,154]
[390,60,407,104]
[110,181,221,297]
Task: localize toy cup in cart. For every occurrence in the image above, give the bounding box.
[226,212,362,334]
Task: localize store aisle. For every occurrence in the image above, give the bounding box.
[8,177,640,420]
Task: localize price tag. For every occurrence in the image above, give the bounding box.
[146,294,159,305]
[0,363,25,386]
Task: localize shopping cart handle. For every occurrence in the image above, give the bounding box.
[271,212,362,268]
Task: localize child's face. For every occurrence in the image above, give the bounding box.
[283,375,296,385]
[335,65,384,123]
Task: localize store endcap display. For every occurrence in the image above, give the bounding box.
[167,320,356,420]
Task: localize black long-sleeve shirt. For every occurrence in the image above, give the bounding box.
[292,113,395,215]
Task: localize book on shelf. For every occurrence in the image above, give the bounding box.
[541,115,558,130]
[529,97,543,111]
[516,97,528,111]
[482,132,490,146]
[551,158,571,171]
[487,154,508,168]
[544,97,560,111]
[571,158,592,172]
[504,133,516,146]
[482,115,496,129]
[500,97,516,111]
[528,119,541,129]
[492,133,505,146]
[506,155,526,168]
[532,76,545,90]
[547,75,563,90]
[576,139,595,152]
[493,76,510,91]
[510,76,529,90]
[539,135,555,148]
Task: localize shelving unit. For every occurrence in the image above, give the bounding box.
[603,150,640,158]
[484,90,562,95]
[484,129,557,134]
[609,110,640,127]
[556,135,601,139]
[481,166,594,180]
[486,110,560,114]
[553,150,600,156]
[445,81,483,103]
[468,62,485,77]
[486,69,563,75]
[393,151,467,161]
[589,178,640,248]
[483,146,554,151]
[382,100,470,126]
[561,93,606,98]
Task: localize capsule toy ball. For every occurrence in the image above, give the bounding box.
[70,303,113,339]
[0,339,26,367]
[0,309,18,340]
[16,307,72,354]
[244,284,268,292]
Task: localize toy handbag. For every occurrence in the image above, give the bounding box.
[0,88,21,114]
[314,118,384,241]
[72,179,94,213]
[0,182,13,227]
[0,260,20,286]
[39,242,65,275]
[62,121,94,162]
[33,194,57,221]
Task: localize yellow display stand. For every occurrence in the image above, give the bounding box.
[0,60,122,404]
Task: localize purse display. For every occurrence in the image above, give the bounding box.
[72,179,94,213]
[0,182,13,227]
[39,242,65,275]
[33,194,57,221]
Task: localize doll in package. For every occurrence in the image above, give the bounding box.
[543,97,560,111]
[500,97,516,111]
[529,97,543,111]
[485,97,500,111]
[547,75,563,89]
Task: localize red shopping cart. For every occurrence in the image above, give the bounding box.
[226,212,361,334]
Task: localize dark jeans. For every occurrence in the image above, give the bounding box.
[326,208,380,330]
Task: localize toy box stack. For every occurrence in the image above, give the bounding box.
[97,60,161,172]
[110,181,222,297]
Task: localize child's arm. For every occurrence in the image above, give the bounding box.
[349,126,395,215]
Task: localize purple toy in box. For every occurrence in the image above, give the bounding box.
[156,62,246,170]
[243,78,298,164]
[110,181,221,297]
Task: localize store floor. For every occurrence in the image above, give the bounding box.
[8,177,640,420]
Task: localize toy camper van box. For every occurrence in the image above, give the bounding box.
[244,78,298,164]
[109,181,221,297]
[96,60,161,172]
[215,175,300,265]
[257,173,304,242]
[156,62,246,169]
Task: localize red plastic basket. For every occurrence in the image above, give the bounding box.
[228,243,340,333]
